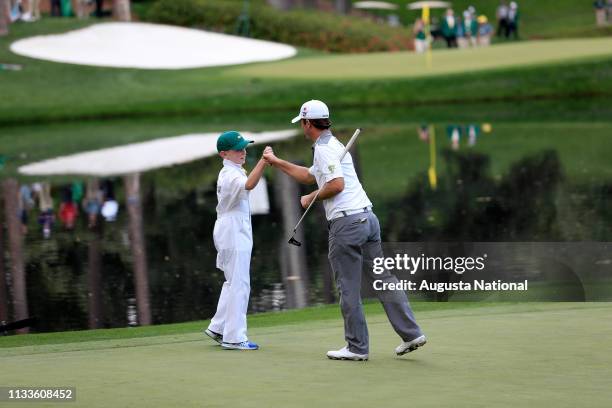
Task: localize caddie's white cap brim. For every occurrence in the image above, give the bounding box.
[291,115,302,124]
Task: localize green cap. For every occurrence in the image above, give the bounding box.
[217,131,254,152]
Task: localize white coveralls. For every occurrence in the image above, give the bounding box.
[208,159,252,343]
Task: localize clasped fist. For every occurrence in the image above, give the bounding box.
[262,146,277,165]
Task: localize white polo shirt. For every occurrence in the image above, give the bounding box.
[216,159,250,218]
[308,130,372,220]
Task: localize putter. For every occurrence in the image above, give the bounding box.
[288,128,362,246]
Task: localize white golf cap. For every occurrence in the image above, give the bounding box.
[291,100,330,124]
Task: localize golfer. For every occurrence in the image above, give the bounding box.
[204,131,268,351]
[263,100,426,360]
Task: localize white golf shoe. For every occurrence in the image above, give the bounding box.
[395,335,427,356]
[326,346,368,361]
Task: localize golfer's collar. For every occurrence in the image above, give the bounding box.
[312,130,333,148]
[223,159,244,171]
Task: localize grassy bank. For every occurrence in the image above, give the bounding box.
[1,19,612,124]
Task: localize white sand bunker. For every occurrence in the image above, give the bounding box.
[18,130,299,177]
[10,22,297,69]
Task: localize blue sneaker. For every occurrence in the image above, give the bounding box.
[221,341,259,350]
[204,329,223,345]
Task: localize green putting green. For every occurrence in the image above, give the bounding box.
[1,302,610,407]
[228,37,612,80]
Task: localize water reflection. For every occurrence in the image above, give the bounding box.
[1,117,611,333]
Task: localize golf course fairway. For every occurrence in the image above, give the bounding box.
[229,37,612,80]
[1,302,610,407]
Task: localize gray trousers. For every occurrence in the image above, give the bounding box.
[328,211,422,354]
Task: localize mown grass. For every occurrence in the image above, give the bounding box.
[1,303,611,408]
[228,37,612,79]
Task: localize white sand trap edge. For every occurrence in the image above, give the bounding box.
[10,22,297,69]
[18,130,299,177]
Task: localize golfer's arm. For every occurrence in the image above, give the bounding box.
[273,158,316,185]
[245,159,267,191]
[315,178,344,200]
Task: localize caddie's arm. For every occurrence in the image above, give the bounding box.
[245,158,268,191]
[263,147,316,185]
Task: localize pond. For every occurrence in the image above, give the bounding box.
[1,98,611,332]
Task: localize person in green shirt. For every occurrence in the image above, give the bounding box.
[506,1,520,39]
[413,18,427,53]
[440,8,458,48]
[462,10,479,47]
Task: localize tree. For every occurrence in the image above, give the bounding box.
[0,0,9,37]
[2,179,29,333]
[113,0,131,22]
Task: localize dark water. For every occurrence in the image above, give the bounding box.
[1,101,612,333]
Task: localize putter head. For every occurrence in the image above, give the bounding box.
[288,236,302,246]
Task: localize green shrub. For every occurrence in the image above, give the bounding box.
[146,0,412,53]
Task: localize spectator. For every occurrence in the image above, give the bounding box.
[27,0,40,20]
[59,200,78,229]
[18,184,34,234]
[457,16,468,49]
[36,182,55,239]
[496,0,509,37]
[59,185,78,230]
[1,1,9,35]
[19,0,32,21]
[506,1,519,39]
[447,125,462,150]
[441,8,458,48]
[83,179,103,228]
[38,210,54,239]
[101,199,118,222]
[76,0,90,19]
[462,10,478,47]
[9,0,21,22]
[417,125,429,142]
[607,0,612,23]
[59,0,72,17]
[20,0,39,21]
[95,0,103,18]
[467,124,480,147]
[477,15,493,46]
[413,18,427,53]
[594,1,606,26]
[50,0,60,16]
[101,179,119,222]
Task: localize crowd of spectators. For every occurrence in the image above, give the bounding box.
[413,4,498,52]
[3,0,107,24]
[593,0,612,26]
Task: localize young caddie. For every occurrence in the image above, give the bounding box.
[204,131,269,350]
